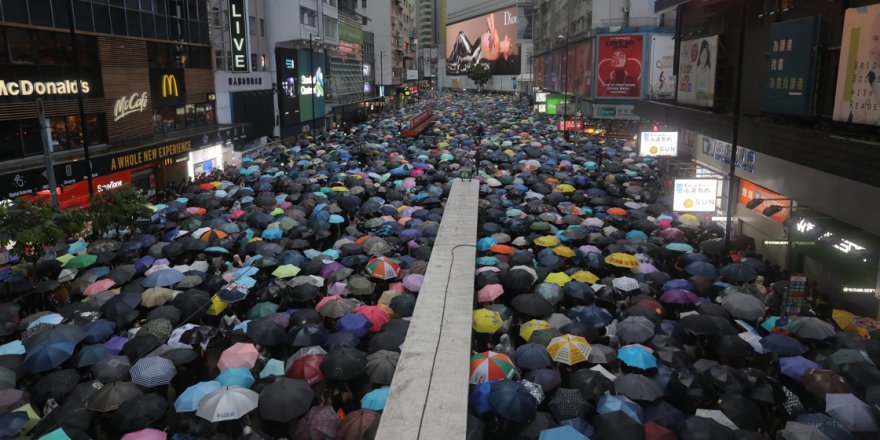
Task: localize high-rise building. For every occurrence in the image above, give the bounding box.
[416,0,445,83]
[357,0,417,94]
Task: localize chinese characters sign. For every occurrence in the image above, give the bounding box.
[764,16,820,117]
[557,119,583,131]
[639,131,678,157]
[673,179,719,212]
[596,34,643,98]
[677,36,718,107]
[698,134,757,173]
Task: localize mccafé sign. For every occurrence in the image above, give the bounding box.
[0,79,90,97]
[113,92,149,121]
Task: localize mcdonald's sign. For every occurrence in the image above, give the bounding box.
[161,74,178,97]
[149,68,186,104]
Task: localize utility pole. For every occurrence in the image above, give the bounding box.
[724,0,748,254]
[37,100,59,207]
[309,33,318,134]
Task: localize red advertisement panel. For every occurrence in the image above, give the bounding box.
[596,34,644,98]
[738,180,790,224]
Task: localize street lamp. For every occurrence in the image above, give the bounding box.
[309,33,322,133]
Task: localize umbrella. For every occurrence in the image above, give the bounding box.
[720,293,764,320]
[470,351,518,384]
[512,294,554,317]
[681,415,736,440]
[780,422,831,440]
[174,381,222,412]
[540,425,588,440]
[321,346,367,380]
[365,350,399,385]
[720,264,757,283]
[547,335,591,366]
[196,386,259,422]
[614,373,664,401]
[142,269,184,288]
[761,334,807,356]
[23,338,75,372]
[605,253,640,269]
[780,356,822,380]
[216,367,255,388]
[790,317,836,340]
[218,342,259,371]
[115,393,168,432]
[549,387,590,420]
[488,380,536,423]
[338,409,380,440]
[616,316,656,344]
[121,428,167,440]
[129,356,176,387]
[618,344,656,370]
[825,393,878,432]
[258,378,315,422]
[361,386,390,411]
[86,381,143,412]
[246,319,286,346]
[513,343,553,370]
[295,405,339,440]
[594,410,645,440]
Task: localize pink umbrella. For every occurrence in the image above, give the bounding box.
[230,209,246,220]
[657,218,673,230]
[578,245,602,255]
[217,342,259,371]
[84,279,116,297]
[634,263,658,274]
[327,282,350,296]
[387,282,406,294]
[401,178,417,189]
[477,284,504,303]
[402,274,424,292]
[121,428,167,440]
[355,305,391,332]
[316,295,342,310]
[660,228,686,242]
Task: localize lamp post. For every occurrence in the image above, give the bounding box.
[309,33,322,133]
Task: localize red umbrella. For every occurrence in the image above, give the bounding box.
[338,409,380,440]
[286,354,325,385]
[198,183,214,191]
[660,228,686,242]
[645,422,676,440]
[355,305,391,332]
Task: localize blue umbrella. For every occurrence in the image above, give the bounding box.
[477,237,497,252]
[135,255,155,273]
[27,313,63,329]
[684,261,718,278]
[760,334,807,356]
[540,425,588,440]
[218,286,249,303]
[83,319,116,344]
[205,246,230,254]
[175,380,222,412]
[761,316,789,332]
[617,345,656,370]
[779,355,821,380]
[683,253,710,263]
[796,413,855,440]
[468,382,492,415]
[261,228,283,240]
[488,380,536,423]
[85,266,111,279]
[664,243,694,253]
[24,338,76,372]
[574,306,613,329]
[335,313,372,338]
[513,343,553,370]
[0,411,29,438]
[597,394,642,422]
[0,340,25,355]
[216,367,255,388]
[625,230,648,241]
[142,269,184,288]
[259,359,285,378]
[328,214,345,224]
[73,343,111,368]
[559,418,594,438]
[476,256,500,266]
[233,266,259,279]
[662,279,694,292]
[360,386,390,410]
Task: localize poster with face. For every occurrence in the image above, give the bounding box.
[445,7,520,75]
[834,4,880,125]
[567,40,593,97]
[596,34,643,98]
[677,36,718,107]
[649,34,675,99]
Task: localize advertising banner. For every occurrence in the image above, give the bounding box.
[834,5,880,124]
[545,94,569,115]
[534,54,545,88]
[677,35,718,107]
[673,179,719,212]
[765,16,820,117]
[739,180,790,224]
[591,103,637,120]
[297,49,326,123]
[228,0,250,72]
[698,134,757,173]
[446,7,520,75]
[648,34,675,99]
[596,34,643,98]
[275,48,300,127]
[639,131,678,157]
[334,23,363,62]
[567,40,593,97]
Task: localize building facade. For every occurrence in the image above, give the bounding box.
[0,0,249,205]
[326,0,369,124]
[358,0,417,94]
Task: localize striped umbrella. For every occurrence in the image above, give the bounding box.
[547,335,591,366]
[130,356,177,387]
[365,257,401,280]
[469,351,518,384]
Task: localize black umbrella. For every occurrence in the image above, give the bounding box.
[511,294,553,318]
[678,314,738,336]
[288,324,329,348]
[258,378,315,422]
[719,393,764,431]
[247,318,287,346]
[569,369,614,400]
[146,305,182,325]
[680,415,736,440]
[720,264,758,283]
[33,369,79,405]
[86,381,143,412]
[159,348,199,365]
[321,346,367,380]
[115,392,168,431]
[390,294,417,317]
[614,373,664,401]
[91,355,131,382]
[120,335,163,362]
[31,400,92,439]
[713,334,757,358]
[172,289,212,320]
[594,410,645,440]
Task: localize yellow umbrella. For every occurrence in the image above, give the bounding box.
[571,270,599,284]
[605,253,640,268]
[678,213,700,226]
[545,272,572,287]
[520,319,550,341]
[210,181,222,187]
[554,184,576,193]
[206,294,230,316]
[473,309,504,334]
[832,309,857,332]
[55,254,75,266]
[330,186,349,192]
[534,235,560,247]
[552,246,576,258]
[378,289,401,305]
[438,141,449,147]
[547,334,591,366]
[12,403,40,433]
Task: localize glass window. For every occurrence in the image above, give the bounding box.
[110,6,127,34]
[66,115,83,148]
[155,15,169,39]
[7,28,34,64]
[260,19,265,37]
[35,31,58,65]
[0,121,24,159]
[140,0,155,12]
[126,0,139,9]
[251,53,257,70]
[50,117,69,150]
[0,30,7,64]
[174,45,188,67]
[3,1,29,23]
[76,36,98,67]
[54,33,74,65]
[127,10,142,36]
[93,5,111,33]
[86,114,105,146]
[74,0,94,31]
[301,7,316,27]
[21,120,43,156]
[30,0,54,27]
[249,16,256,36]
[142,13,156,38]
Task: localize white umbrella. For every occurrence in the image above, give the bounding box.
[611,277,639,292]
[695,408,739,430]
[195,386,259,422]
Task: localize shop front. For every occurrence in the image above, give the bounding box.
[214,71,275,139]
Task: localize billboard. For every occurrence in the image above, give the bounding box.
[275,48,299,127]
[834,5,880,124]
[648,34,675,99]
[568,40,593,97]
[297,49,326,123]
[534,54,545,88]
[596,34,644,98]
[673,179,718,212]
[446,7,520,75]
[228,0,250,72]
[677,35,718,107]
[739,180,790,224]
[765,17,820,117]
[639,131,678,157]
[333,23,363,62]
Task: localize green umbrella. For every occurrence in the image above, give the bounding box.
[279,218,299,232]
[272,264,301,279]
[247,302,279,320]
[65,254,97,269]
[364,218,385,229]
[181,219,202,232]
[347,276,375,296]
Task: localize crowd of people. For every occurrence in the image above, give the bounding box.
[0,90,877,440]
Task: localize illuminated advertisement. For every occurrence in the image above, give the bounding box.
[276,48,299,127]
[334,23,363,62]
[673,179,719,212]
[568,40,593,97]
[446,7,520,75]
[765,16,820,117]
[834,5,880,124]
[297,49,326,123]
[639,131,678,157]
[648,34,675,99]
[739,180,790,224]
[677,35,718,107]
[596,34,643,98]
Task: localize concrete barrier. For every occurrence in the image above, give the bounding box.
[375,179,479,440]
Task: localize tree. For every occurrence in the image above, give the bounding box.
[0,198,89,261]
[466,64,492,92]
[88,185,151,239]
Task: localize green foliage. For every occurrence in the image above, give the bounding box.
[466,64,492,91]
[88,185,151,237]
[0,198,88,260]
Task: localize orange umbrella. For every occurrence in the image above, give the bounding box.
[199,228,228,242]
[607,207,627,216]
[489,244,515,255]
[544,177,560,184]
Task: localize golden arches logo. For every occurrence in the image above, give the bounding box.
[161,75,178,97]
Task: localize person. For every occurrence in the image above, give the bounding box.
[606,49,638,95]
[694,39,713,102]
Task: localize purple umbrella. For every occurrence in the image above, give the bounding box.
[402,274,424,292]
[780,355,822,381]
[327,282,350,296]
[659,289,701,305]
[320,262,345,279]
[399,229,421,241]
[135,255,155,273]
[335,313,372,337]
[105,335,129,354]
[153,258,170,267]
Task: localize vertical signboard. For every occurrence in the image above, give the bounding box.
[534,54,545,88]
[297,49,326,123]
[228,0,250,72]
[649,34,675,99]
[275,48,299,127]
[567,40,593,97]
[834,4,880,124]
[677,35,718,107]
[764,16,820,117]
[595,34,644,98]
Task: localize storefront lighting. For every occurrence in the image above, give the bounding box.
[842,287,876,294]
[762,205,784,217]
